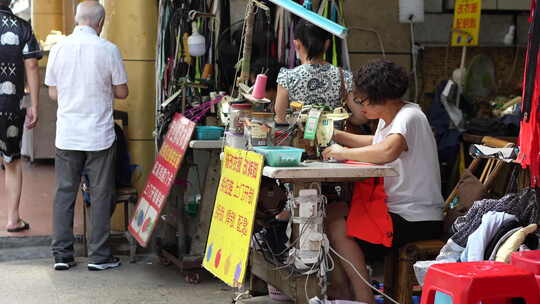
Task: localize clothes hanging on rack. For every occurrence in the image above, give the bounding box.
[518,0,540,186]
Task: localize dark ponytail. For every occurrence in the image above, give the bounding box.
[294,19,332,61]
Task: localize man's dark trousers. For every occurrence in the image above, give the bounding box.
[51,143,116,264]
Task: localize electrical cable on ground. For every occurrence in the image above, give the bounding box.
[329,246,400,304]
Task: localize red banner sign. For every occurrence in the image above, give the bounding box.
[129,113,195,247]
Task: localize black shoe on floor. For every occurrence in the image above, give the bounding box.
[88,256,121,271]
[54,257,77,271]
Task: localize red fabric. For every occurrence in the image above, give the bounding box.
[518,0,540,187]
[346,177,393,247]
[531,0,536,23]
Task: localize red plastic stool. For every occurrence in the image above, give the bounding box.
[511,250,540,289]
[420,261,540,304]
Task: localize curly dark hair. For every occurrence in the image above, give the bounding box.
[353,59,409,105]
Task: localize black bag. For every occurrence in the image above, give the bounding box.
[465,118,515,137]
[114,124,133,188]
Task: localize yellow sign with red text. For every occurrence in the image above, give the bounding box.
[451,0,482,46]
[202,147,263,287]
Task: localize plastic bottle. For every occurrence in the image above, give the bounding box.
[188,22,206,56]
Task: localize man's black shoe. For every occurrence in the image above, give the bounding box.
[54,257,76,271]
[88,256,121,271]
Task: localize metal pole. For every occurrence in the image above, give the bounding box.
[456,46,467,108]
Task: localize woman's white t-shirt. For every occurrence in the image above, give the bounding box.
[372,102,443,222]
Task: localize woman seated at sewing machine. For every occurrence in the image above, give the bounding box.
[322,60,443,303]
[274,19,354,124]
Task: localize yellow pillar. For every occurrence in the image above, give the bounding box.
[32,0,64,67]
[101,0,158,230]
[62,0,83,35]
[31,0,64,42]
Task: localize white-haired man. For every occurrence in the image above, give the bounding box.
[45,1,129,271]
[0,0,41,233]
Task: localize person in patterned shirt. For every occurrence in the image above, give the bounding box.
[0,0,42,233]
[274,19,354,124]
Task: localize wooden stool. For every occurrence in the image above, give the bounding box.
[421,261,540,304]
[82,186,139,263]
[116,187,138,263]
[383,240,444,304]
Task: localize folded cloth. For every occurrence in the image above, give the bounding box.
[487,226,522,261]
[451,188,538,248]
[495,223,538,263]
[346,177,392,247]
[413,239,464,286]
[469,144,517,162]
[460,211,517,262]
[484,220,521,260]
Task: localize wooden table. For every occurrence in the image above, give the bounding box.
[248,162,397,304]
[158,140,223,270]
[187,140,223,261]
[263,162,396,182]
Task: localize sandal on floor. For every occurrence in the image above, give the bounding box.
[7,220,30,232]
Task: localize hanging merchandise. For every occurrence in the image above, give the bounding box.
[271,0,348,67]
[216,20,244,90]
[303,0,312,10]
[188,22,206,57]
[155,0,224,149]
[212,0,230,65]
[517,0,540,187]
[275,6,285,63]
[252,5,275,61]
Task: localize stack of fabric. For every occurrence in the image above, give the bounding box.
[414,188,539,285]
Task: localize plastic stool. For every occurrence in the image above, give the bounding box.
[420,261,540,304]
[511,250,540,289]
[511,250,540,274]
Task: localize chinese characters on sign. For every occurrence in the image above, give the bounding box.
[451,0,482,47]
[129,113,195,247]
[202,147,263,287]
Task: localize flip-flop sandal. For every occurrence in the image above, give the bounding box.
[7,220,30,232]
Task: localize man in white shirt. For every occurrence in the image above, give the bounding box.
[45,1,129,271]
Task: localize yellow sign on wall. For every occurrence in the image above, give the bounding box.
[451,0,482,46]
[202,146,263,287]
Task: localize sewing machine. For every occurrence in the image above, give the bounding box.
[287,105,350,155]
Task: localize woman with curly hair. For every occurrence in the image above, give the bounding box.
[322,59,443,303]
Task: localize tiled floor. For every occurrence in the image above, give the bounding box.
[0,159,84,237]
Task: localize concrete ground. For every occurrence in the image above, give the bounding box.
[0,160,84,237]
[1,161,236,304]
[0,256,235,304]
